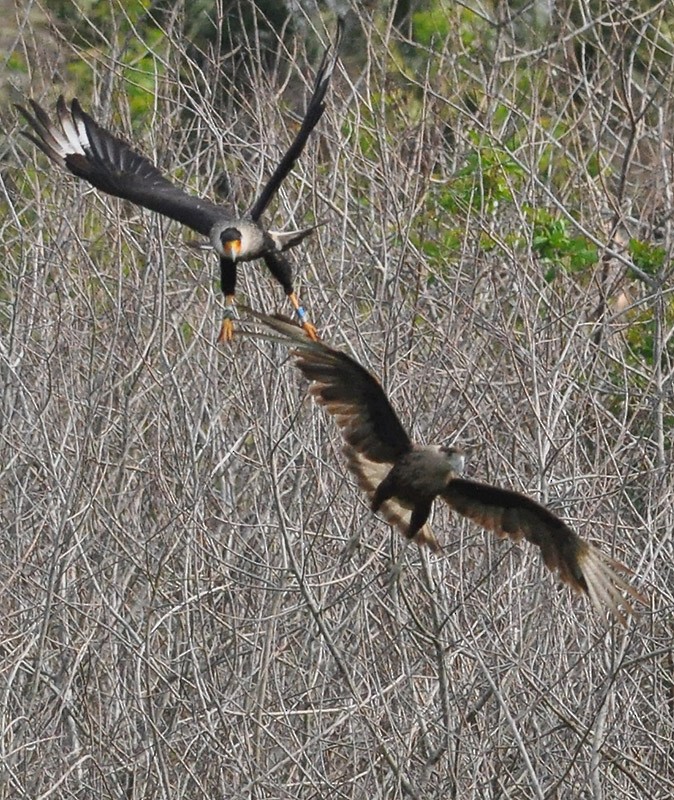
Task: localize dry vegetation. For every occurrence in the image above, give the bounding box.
[1,0,672,797]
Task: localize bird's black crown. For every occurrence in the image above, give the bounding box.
[220,227,242,244]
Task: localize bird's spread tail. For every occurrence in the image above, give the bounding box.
[576,543,646,626]
[269,223,325,253]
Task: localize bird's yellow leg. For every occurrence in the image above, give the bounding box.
[218,294,237,343]
[288,292,319,341]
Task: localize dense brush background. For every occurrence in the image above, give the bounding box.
[1,0,672,797]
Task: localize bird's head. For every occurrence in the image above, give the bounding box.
[439,445,465,476]
[219,227,242,261]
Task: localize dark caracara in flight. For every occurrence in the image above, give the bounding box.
[245,309,644,625]
[16,24,342,342]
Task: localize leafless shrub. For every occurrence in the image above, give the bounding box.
[1,1,671,797]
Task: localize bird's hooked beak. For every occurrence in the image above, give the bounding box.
[222,238,242,262]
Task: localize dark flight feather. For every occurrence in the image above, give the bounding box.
[245,309,411,462]
[16,24,342,237]
[16,28,342,338]
[248,19,343,222]
[442,479,644,622]
[17,96,225,236]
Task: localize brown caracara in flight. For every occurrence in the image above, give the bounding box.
[245,309,644,625]
[16,24,342,342]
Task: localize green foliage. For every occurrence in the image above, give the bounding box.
[619,301,674,433]
[410,134,524,280]
[525,207,598,280]
[442,134,525,216]
[47,0,155,46]
[413,226,465,275]
[46,0,168,117]
[411,6,451,46]
[411,1,489,54]
[7,50,29,75]
[180,321,194,344]
[624,311,657,364]
[629,238,668,281]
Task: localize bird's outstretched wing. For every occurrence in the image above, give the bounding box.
[16,96,226,236]
[244,308,439,548]
[244,308,411,461]
[442,478,644,624]
[248,20,343,222]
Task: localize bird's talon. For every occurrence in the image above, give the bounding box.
[302,320,320,341]
[218,318,235,343]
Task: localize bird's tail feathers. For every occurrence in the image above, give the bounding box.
[269,222,326,252]
[577,544,647,627]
